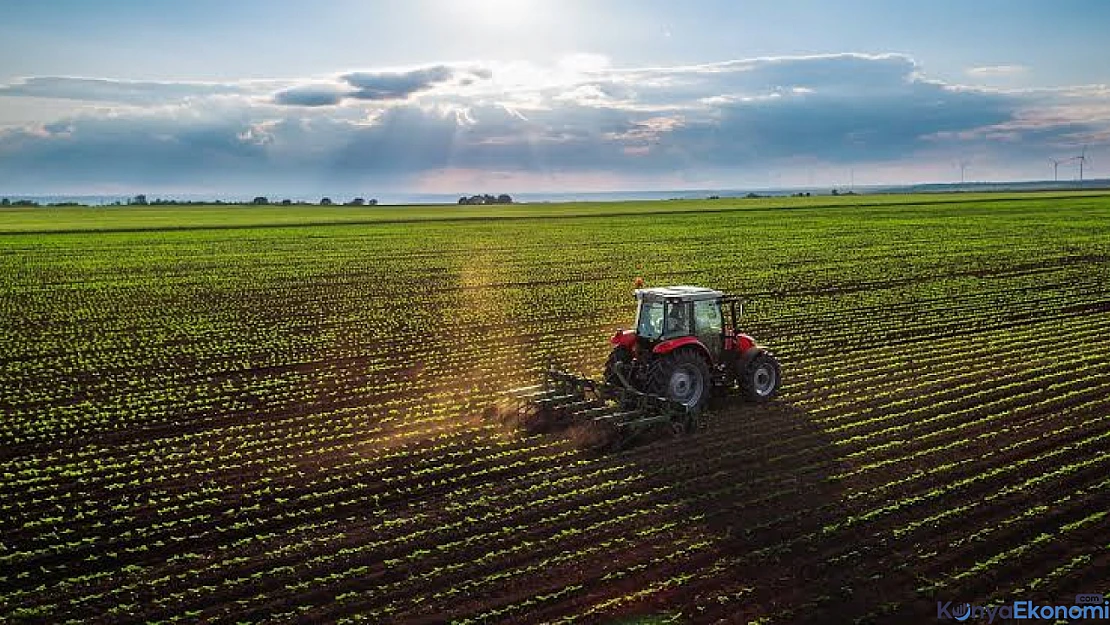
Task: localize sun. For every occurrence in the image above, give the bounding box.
[453,0,536,29]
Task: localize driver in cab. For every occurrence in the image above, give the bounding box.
[665,304,690,337]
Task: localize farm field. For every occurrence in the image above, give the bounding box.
[2,192,1110,623]
[3,190,1109,234]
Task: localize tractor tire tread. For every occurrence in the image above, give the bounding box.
[739,349,782,403]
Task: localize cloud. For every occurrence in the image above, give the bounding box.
[0,76,256,104]
[271,65,494,107]
[272,84,348,107]
[1,54,1108,194]
[342,66,456,100]
[967,65,1028,77]
[0,120,267,192]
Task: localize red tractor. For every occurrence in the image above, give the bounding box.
[506,286,781,444]
[604,285,781,413]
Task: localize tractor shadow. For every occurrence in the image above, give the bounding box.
[486,382,927,623]
[598,399,912,624]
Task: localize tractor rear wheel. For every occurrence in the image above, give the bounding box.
[603,347,633,388]
[739,350,781,402]
[648,348,711,414]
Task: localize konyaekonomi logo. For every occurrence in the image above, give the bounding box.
[952,603,972,621]
[938,596,1110,622]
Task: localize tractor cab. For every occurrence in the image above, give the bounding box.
[633,286,726,358]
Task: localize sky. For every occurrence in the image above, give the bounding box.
[1,0,1109,197]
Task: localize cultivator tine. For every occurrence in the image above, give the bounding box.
[564,404,614,420]
[506,383,545,395]
[552,399,604,422]
[498,365,697,447]
[499,384,554,428]
[592,409,643,424]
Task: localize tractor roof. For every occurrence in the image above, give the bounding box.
[634,285,724,302]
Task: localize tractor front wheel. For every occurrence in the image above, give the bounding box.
[649,348,711,414]
[739,350,781,402]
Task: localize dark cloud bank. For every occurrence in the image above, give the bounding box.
[0,53,1105,192]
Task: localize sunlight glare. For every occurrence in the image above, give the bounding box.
[453,0,537,29]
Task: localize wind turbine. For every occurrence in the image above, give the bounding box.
[1050,158,1064,182]
[957,160,970,184]
[1072,145,1090,182]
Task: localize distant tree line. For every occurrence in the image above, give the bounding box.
[3,196,387,207]
[2,198,45,207]
[252,196,377,206]
[1,198,90,207]
[458,194,513,205]
[128,195,232,206]
[2,190,867,208]
[119,195,379,206]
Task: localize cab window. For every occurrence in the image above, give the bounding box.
[664,301,692,338]
[694,300,722,336]
[637,301,664,339]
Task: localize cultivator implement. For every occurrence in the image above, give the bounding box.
[502,367,695,449]
[494,284,782,449]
